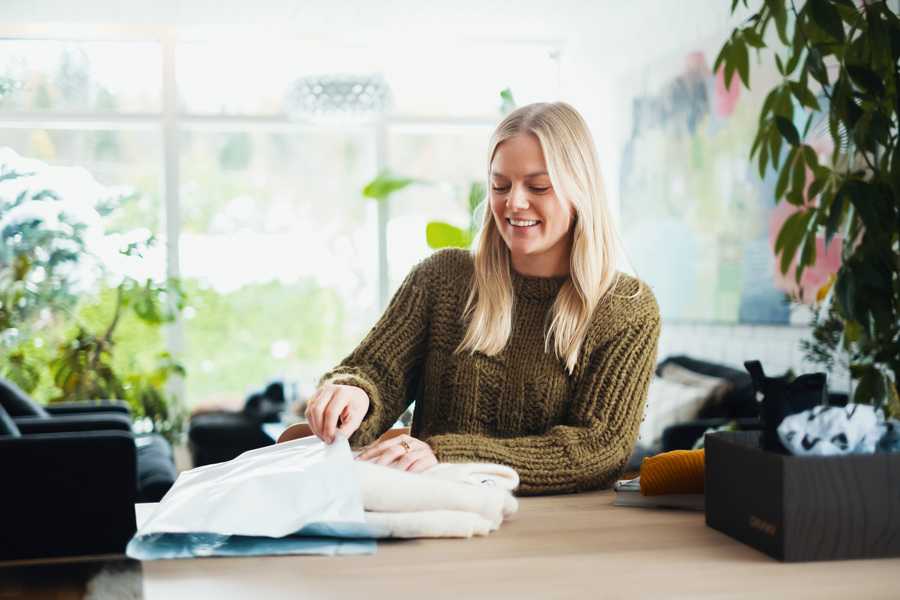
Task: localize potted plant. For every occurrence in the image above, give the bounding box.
[705,0,900,562]
[715,0,898,414]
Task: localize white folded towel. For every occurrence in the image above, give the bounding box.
[363,510,497,539]
[353,460,518,527]
[422,462,520,492]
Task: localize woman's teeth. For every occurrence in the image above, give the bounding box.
[508,218,540,228]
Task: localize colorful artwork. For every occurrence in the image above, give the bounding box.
[618,47,794,324]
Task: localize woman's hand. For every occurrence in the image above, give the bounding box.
[356,434,438,473]
[305,383,370,444]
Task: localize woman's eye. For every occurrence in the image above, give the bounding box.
[492,186,549,193]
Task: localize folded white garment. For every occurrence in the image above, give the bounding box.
[364,510,496,538]
[422,462,520,492]
[353,460,518,528]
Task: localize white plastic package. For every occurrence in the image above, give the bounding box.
[127,434,375,559]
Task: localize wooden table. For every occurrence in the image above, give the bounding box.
[135,491,900,599]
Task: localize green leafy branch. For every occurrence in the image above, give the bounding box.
[716,0,900,413]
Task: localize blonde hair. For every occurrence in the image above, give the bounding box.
[456,101,623,374]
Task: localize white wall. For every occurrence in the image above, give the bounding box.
[3,1,835,385]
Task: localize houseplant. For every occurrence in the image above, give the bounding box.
[0,150,187,442]
[714,0,899,415]
[704,0,900,562]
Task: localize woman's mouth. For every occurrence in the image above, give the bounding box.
[507,218,541,229]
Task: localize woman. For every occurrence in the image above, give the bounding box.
[306,101,660,495]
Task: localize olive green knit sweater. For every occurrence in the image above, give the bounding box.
[319,248,661,496]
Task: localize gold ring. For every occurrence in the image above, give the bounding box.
[399,440,411,453]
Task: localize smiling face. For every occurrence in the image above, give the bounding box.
[489,133,576,277]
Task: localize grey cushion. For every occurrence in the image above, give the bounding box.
[136,434,177,502]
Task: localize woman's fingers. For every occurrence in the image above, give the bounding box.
[356,434,406,461]
[335,404,358,438]
[371,443,410,466]
[356,435,437,471]
[321,393,349,443]
[406,454,437,473]
[306,386,334,441]
[395,447,428,471]
[304,389,321,437]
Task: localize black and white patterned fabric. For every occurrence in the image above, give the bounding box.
[777,404,899,456]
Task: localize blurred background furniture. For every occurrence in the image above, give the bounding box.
[0,377,177,562]
[187,380,286,467]
[645,355,849,453]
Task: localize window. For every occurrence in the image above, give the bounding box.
[1,29,560,407]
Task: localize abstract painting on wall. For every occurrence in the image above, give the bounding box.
[617,42,829,325]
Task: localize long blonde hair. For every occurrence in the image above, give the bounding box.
[456,101,622,374]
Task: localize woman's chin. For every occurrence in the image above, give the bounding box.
[507,241,541,256]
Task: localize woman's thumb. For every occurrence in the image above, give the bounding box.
[337,407,357,436]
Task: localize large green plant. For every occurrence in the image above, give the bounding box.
[715,0,899,414]
[0,158,188,441]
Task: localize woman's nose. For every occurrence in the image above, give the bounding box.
[507,186,530,210]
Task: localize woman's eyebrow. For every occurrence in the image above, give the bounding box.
[491,171,549,178]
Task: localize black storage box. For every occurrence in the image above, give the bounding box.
[705,430,900,562]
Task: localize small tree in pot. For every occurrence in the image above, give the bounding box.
[716,0,899,415]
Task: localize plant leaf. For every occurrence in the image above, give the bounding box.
[734,39,750,88]
[775,115,801,146]
[776,210,812,275]
[499,88,517,115]
[743,28,766,49]
[713,40,731,77]
[808,0,846,42]
[846,64,886,96]
[775,147,797,200]
[425,221,472,249]
[796,230,817,284]
[362,170,416,201]
[789,81,821,111]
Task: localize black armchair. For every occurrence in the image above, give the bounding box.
[188,380,286,467]
[0,379,178,563]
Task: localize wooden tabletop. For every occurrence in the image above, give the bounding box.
[137,490,900,600]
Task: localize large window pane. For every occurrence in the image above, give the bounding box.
[0,40,162,113]
[178,127,378,406]
[177,40,560,118]
[384,43,560,117]
[0,127,165,401]
[0,126,164,257]
[386,126,491,287]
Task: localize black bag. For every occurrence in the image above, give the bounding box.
[744,360,828,453]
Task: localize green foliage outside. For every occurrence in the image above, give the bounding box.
[716,0,900,416]
[180,278,352,403]
[0,160,188,442]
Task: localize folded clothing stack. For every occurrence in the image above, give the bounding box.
[356,460,519,538]
[127,434,519,560]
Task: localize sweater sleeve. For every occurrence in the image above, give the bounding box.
[424,306,661,496]
[317,259,431,447]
